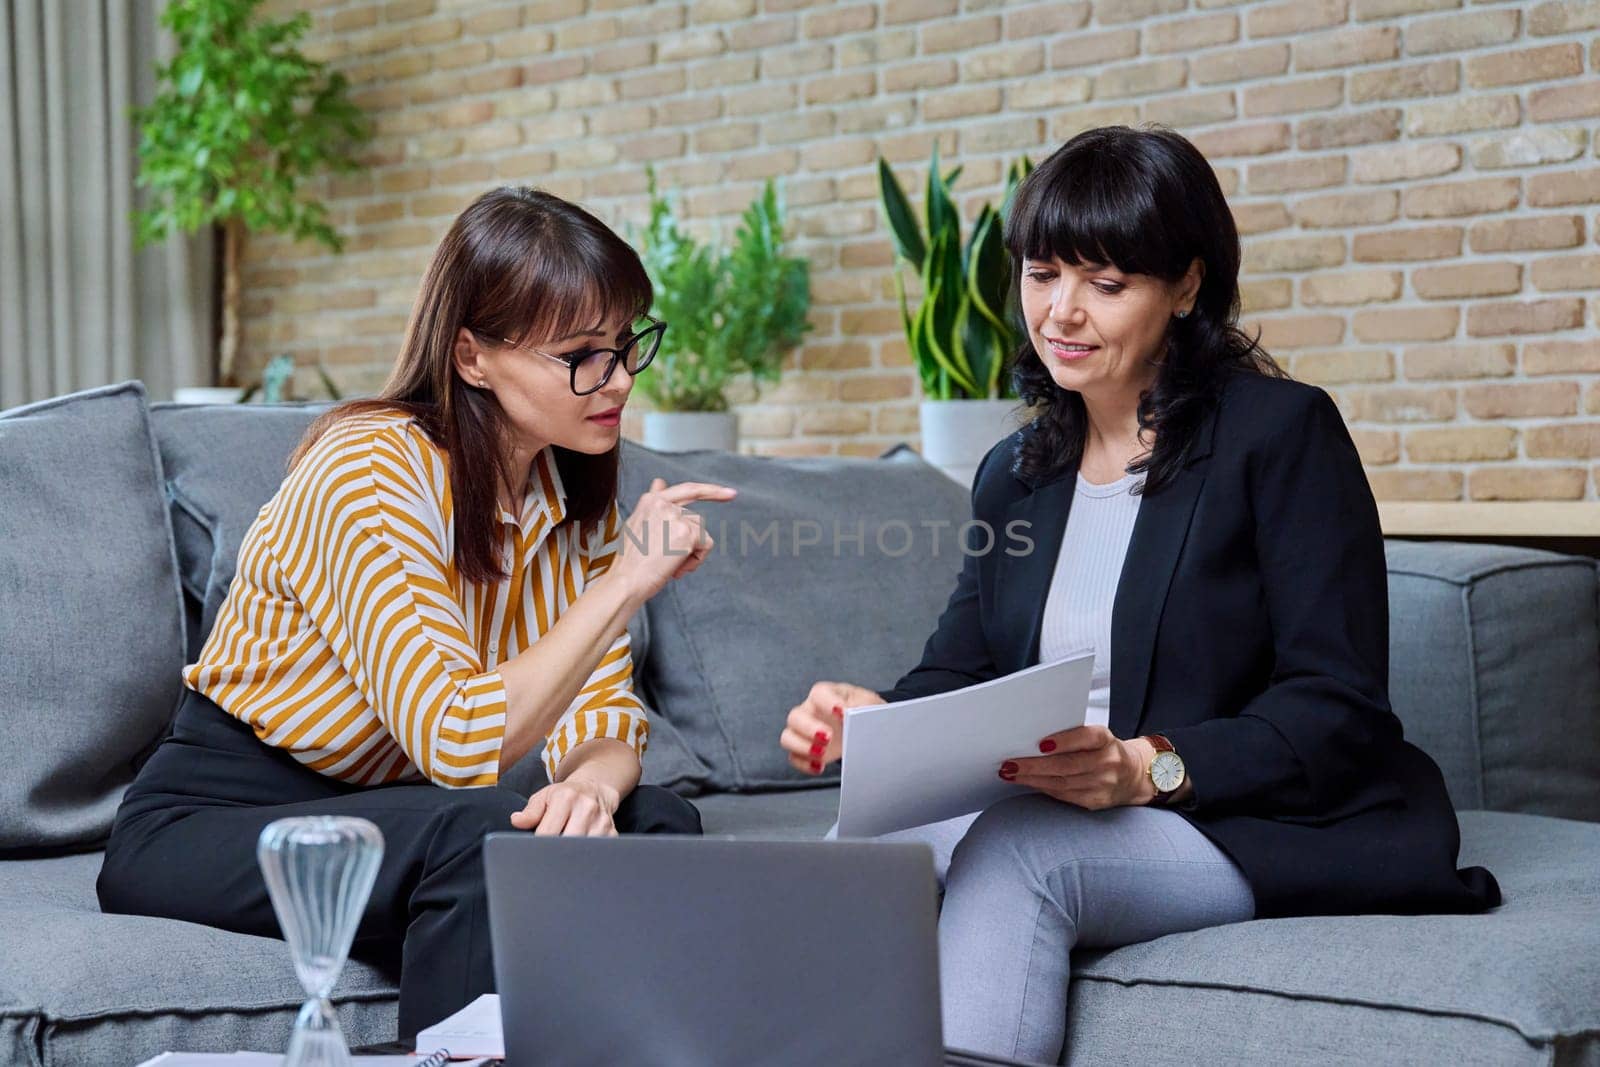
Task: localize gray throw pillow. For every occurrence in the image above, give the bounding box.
[618,440,973,792]
[1386,540,1600,822]
[147,401,333,657]
[0,382,186,852]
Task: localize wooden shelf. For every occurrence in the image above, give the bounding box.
[1379,502,1600,538]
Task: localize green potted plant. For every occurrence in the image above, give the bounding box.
[878,147,1033,484]
[633,171,811,452]
[132,0,370,403]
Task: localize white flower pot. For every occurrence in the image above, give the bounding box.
[919,398,1025,487]
[642,411,739,453]
[172,386,248,405]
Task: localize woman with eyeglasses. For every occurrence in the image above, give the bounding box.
[98,186,735,1042]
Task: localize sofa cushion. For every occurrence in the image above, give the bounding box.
[0,382,186,852]
[147,401,333,658]
[1384,541,1600,823]
[0,853,396,1066]
[1064,809,1600,1065]
[694,787,842,838]
[618,441,972,793]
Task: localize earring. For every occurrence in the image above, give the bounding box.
[1175,309,1190,319]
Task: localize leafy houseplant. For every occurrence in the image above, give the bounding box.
[133,0,370,390]
[878,148,1034,484]
[632,171,811,450]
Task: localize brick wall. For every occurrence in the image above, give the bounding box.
[244,0,1600,499]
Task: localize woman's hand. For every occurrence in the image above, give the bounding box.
[608,478,737,606]
[998,726,1158,810]
[510,778,622,837]
[780,681,886,775]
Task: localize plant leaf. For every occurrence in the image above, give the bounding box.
[876,156,925,270]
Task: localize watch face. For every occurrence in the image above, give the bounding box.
[1151,751,1185,793]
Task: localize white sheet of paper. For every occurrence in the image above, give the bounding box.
[415,992,504,1057]
[835,652,1098,839]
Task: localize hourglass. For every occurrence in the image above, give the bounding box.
[257,816,385,1066]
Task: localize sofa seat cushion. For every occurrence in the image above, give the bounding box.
[1066,810,1600,1064]
[0,382,186,852]
[0,853,397,1067]
[694,787,842,838]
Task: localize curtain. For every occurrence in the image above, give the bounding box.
[0,0,213,409]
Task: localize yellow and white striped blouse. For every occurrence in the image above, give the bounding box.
[182,410,648,788]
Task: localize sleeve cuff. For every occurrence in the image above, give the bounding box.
[428,668,510,788]
[541,702,650,780]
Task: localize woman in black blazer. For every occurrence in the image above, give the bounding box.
[780,126,1502,1063]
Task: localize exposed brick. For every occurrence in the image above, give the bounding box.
[1247,155,1346,193]
[1147,13,1240,54]
[1351,142,1462,183]
[693,122,758,153]
[1471,128,1589,171]
[882,58,958,92]
[1095,59,1189,100]
[1293,189,1399,228]
[1469,467,1588,501]
[1404,343,1518,380]
[1005,2,1091,38]
[727,17,798,51]
[1252,314,1347,349]
[1247,0,1348,37]
[837,30,916,66]
[1403,178,1521,219]
[1467,43,1584,89]
[690,0,757,23]
[762,43,834,79]
[1298,108,1401,149]
[960,117,1045,154]
[1193,43,1290,85]
[1528,0,1600,35]
[1466,298,1586,337]
[620,131,686,162]
[799,407,872,435]
[1525,423,1600,460]
[1470,215,1585,253]
[1530,254,1600,291]
[883,0,957,24]
[1093,0,1186,23]
[958,43,1044,83]
[1407,9,1520,55]
[1052,29,1140,69]
[840,375,916,402]
[1243,235,1347,272]
[1302,270,1403,306]
[1293,348,1395,383]
[691,56,759,90]
[1345,386,1457,421]
[1466,380,1580,418]
[1241,278,1295,312]
[1365,469,1464,501]
[803,72,876,105]
[1413,262,1523,300]
[1353,305,1460,342]
[1353,226,1463,262]
[1528,168,1600,207]
[1293,26,1399,71]
[1009,77,1093,110]
[1349,59,1459,103]
[800,341,872,370]
[923,86,1002,120]
[1244,77,1345,118]
[1405,95,1521,137]
[922,15,1001,55]
[1406,426,1518,462]
[1354,0,1461,17]
[1525,339,1600,374]
[1529,82,1600,123]
[804,5,876,36]
[1196,122,1293,159]
[1234,202,1295,235]
[1145,90,1238,127]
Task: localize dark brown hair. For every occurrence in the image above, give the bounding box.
[288,186,653,585]
[1004,125,1282,492]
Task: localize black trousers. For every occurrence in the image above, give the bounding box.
[98,688,702,1040]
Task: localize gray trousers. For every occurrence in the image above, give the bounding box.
[872,795,1257,1064]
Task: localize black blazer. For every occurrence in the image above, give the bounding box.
[882,371,1502,919]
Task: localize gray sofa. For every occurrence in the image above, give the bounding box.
[2,381,1598,1066]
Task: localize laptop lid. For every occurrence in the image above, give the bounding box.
[484,835,945,1067]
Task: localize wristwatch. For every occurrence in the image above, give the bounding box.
[1142,734,1186,806]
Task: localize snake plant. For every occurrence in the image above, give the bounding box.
[878,147,1032,401]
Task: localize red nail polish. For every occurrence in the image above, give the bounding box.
[815,730,829,744]
[1001,761,1019,775]
[1039,739,1057,753]
[810,760,822,773]
[832,706,844,717]
[810,741,826,756]
[999,769,1016,781]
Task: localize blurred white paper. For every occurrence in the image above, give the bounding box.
[835,652,1098,839]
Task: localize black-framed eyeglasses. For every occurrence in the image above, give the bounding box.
[502,317,666,396]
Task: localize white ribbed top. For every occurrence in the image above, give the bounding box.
[1037,470,1145,722]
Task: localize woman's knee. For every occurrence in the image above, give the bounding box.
[615,785,702,835]
[948,794,1100,886]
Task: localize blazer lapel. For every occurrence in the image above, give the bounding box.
[1108,407,1221,740]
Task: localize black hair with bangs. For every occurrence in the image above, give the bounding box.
[1003,125,1282,492]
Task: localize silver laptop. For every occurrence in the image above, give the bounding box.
[483,835,947,1067]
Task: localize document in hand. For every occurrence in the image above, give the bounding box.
[834,652,1097,838]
